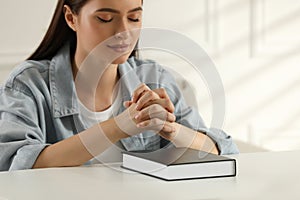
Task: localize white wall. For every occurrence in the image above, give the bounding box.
[0,0,56,81]
[1,0,300,151]
[141,0,300,152]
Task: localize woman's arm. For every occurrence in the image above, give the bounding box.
[161,122,219,154]
[137,119,219,154]
[33,118,127,168]
[33,101,176,168]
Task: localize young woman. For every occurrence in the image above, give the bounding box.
[0,0,238,171]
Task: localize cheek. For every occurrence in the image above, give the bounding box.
[86,26,107,44]
[77,19,112,48]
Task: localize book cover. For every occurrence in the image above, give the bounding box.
[122,147,236,181]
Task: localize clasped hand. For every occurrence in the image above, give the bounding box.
[114,83,179,142]
[113,84,218,153]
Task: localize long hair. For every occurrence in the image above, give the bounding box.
[27,0,138,61]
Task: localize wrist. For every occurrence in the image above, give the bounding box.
[170,124,219,154]
[170,123,197,148]
[191,132,219,154]
[100,118,128,143]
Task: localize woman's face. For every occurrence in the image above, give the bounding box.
[71,0,143,64]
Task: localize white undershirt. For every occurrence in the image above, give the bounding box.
[78,100,116,128]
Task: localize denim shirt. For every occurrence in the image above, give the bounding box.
[0,44,238,171]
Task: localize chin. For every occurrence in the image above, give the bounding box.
[112,54,132,64]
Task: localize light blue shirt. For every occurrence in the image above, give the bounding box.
[0,44,238,171]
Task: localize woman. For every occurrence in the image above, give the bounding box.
[0,0,238,171]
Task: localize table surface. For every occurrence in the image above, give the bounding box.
[0,150,300,200]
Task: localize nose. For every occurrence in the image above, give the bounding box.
[114,31,130,40]
[114,20,130,40]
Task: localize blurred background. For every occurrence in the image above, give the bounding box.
[1,0,300,153]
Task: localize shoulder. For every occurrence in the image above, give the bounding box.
[3,59,50,95]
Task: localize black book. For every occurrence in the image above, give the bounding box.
[122,147,236,181]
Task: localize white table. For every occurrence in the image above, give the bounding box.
[0,151,300,200]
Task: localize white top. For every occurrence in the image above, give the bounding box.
[78,100,115,128]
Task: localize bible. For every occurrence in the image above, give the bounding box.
[122,147,236,181]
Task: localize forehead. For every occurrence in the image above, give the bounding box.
[83,0,143,13]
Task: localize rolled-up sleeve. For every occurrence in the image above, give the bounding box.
[0,87,48,171]
[158,68,239,155]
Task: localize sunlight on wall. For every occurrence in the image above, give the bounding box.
[142,0,300,151]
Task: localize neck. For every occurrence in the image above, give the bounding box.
[72,48,120,112]
[95,64,119,111]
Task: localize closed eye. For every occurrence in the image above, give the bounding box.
[128,18,140,22]
[97,17,113,23]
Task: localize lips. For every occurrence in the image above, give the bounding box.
[107,44,131,53]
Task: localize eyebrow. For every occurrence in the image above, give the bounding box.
[95,7,143,14]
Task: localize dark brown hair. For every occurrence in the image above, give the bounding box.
[27,0,138,61]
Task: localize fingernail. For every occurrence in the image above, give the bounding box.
[134,114,139,119]
[135,105,139,110]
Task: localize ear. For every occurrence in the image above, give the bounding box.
[64,5,77,32]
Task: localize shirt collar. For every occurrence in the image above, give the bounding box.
[49,44,79,118]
